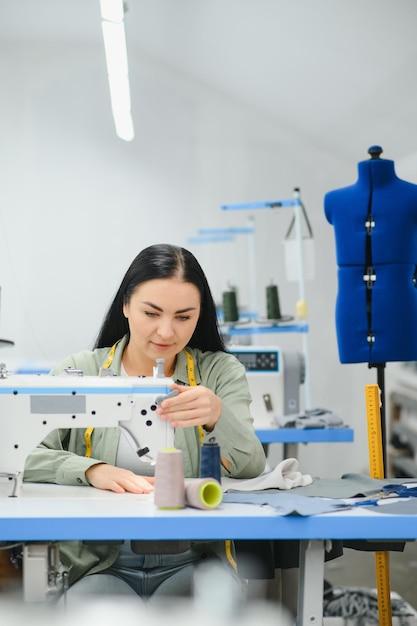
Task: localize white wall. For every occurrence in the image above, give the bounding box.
[0,39,408,478]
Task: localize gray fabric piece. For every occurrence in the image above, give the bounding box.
[288,473,417,498]
[223,473,417,515]
[222,491,350,516]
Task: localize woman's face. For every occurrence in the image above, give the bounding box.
[123,277,201,368]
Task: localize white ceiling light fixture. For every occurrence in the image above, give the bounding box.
[100,0,134,141]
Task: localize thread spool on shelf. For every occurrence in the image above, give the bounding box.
[266,283,282,320]
[296,299,308,320]
[222,288,239,323]
[154,448,185,509]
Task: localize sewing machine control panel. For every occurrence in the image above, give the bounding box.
[229,349,279,373]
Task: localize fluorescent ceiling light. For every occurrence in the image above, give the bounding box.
[101,22,129,76]
[100,0,124,23]
[100,0,134,142]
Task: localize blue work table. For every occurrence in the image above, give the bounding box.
[0,483,414,626]
[255,427,354,445]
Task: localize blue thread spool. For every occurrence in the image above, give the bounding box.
[200,439,221,484]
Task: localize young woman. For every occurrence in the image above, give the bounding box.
[24,243,266,601]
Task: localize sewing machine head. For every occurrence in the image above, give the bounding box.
[0,368,175,493]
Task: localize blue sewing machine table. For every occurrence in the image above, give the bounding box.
[0,483,414,626]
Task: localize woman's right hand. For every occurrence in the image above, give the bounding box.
[85,463,155,494]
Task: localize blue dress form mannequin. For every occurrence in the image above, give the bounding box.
[324,146,417,365]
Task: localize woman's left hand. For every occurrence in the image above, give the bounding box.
[156,382,221,431]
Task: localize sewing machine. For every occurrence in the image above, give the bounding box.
[228,346,305,428]
[0,365,175,496]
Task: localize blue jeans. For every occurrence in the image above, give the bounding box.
[63,541,235,602]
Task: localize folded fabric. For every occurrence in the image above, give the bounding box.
[274,408,344,429]
[222,458,313,492]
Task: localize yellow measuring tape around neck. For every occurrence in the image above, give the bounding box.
[184,349,197,386]
[365,384,392,626]
[102,341,118,370]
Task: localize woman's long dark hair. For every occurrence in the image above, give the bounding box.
[94,243,225,352]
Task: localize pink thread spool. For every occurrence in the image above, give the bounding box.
[154,448,185,509]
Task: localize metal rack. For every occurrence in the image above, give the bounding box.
[221,188,313,408]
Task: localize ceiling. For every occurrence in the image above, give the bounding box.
[2,0,417,168]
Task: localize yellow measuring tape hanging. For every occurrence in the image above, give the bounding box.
[184,349,236,570]
[170,350,233,567]
[365,384,392,626]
